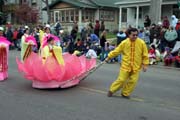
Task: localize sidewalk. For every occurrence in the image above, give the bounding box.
[107,61,180,70]
[149,62,180,70]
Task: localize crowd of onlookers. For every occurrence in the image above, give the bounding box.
[115,14,180,68]
[1,15,180,68]
[139,15,180,68]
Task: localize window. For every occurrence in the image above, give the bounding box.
[65,10,69,22]
[55,12,59,22]
[134,7,142,19]
[82,9,95,22]
[57,9,79,23]
[70,10,74,22]
[173,4,180,19]
[32,0,37,5]
[122,8,127,22]
[61,11,65,22]
[100,10,115,21]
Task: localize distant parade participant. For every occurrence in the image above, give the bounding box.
[21,26,37,61]
[0,27,11,81]
[105,28,149,99]
[40,24,51,48]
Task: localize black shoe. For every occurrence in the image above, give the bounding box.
[121,94,130,99]
[107,91,113,97]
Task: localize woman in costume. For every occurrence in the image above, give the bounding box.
[0,27,11,81]
[21,27,37,62]
[40,24,51,48]
[16,34,96,89]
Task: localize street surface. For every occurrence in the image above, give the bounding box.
[0,50,180,120]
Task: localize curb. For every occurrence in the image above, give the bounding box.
[150,64,180,70]
[107,62,180,70]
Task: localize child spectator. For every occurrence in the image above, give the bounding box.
[86,47,97,58]
[174,49,180,68]
[148,44,156,65]
[163,47,174,66]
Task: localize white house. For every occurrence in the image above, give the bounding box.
[115,0,180,29]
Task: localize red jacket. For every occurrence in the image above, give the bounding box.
[175,22,180,31]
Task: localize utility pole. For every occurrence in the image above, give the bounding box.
[149,0,162,24]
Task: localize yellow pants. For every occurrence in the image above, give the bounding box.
[109,69,140,96]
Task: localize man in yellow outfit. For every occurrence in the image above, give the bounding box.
[105,28,149,99]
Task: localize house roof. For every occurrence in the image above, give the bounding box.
[43,0,120,10]
[115,0,177,5]
[93,0,120,7]
[46,0,97,9]
[115,0,150,5]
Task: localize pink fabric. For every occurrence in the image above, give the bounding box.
[0,43,9,81]
[25,35,37,46]
[0,72,8,81]
[16,52,96,88]
[42,34,61,48]
[0,36,11,45]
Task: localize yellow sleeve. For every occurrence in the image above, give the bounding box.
[21,36,29,61]
[108,42,124,59]
[39,30,44,45]
[41,46,50,60]
[53,46,64,65]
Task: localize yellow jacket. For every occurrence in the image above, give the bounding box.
[108,38,149,72]
[39,30,44,46]
[41,45,64,65]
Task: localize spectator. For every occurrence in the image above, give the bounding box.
[94,20,100,37]
[55,21,61,36]
[13,28,18,49]
[100,21,105,32]
[144,27,150,45]
[163,47,174,66]
[164,26,178,48]
[100,30,107,61]
[171,15,178,29]
[174,49,180,68]
[162,16,170,29]
[144,15,151,28]
[175,19,180,31]
[71,21,78,42]
[117,30,126,46]
[148,44,156,65]
[116,30,126,63]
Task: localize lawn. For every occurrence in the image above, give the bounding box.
[106,32,116,39]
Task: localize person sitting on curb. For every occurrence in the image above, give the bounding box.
[163,47,174,66]
[174,49,180,68]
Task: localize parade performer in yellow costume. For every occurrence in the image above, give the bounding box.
[21,27,37,62]
[105,28,149,98]
[41,36,64,65]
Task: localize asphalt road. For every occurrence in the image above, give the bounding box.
[0,50,180,120]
